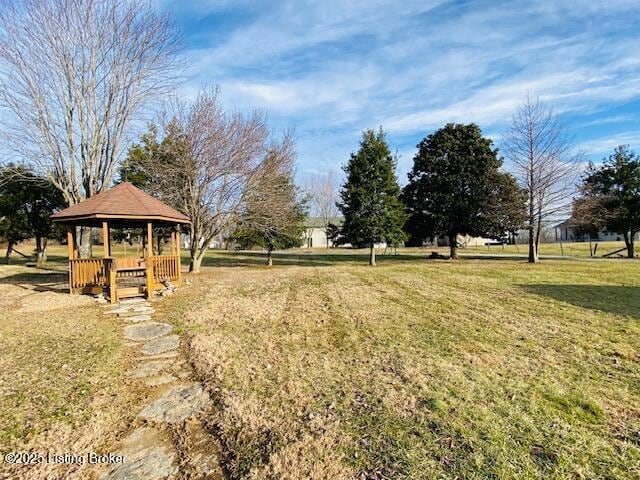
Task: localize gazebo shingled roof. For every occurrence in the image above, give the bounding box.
[51,182,189,226]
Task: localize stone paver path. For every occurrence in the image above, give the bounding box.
[99,296,223,480]
[141,335,181,355]
[124,322,174,342]
[103,427,177,480]
[138,383,209,424]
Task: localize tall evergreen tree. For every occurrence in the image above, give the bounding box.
[573,145,640,258]
[404,123,525,258]
[119,122,187,197]
[119,122,188,253]
[338,128,407,266]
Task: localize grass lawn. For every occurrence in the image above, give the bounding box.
[0,260,142,479]
[448,240,638,258]
[1,242,639,478]
[163,251,640,479]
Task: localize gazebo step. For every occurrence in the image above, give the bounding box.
[117,286,147,299]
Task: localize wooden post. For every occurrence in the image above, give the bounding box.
[109,261,117,303]
[146,222,154,298]
[175,225,182,286]
[73,227,79,259]
[67,226,75,294]
[147,222,153,257]
[171,229,177,256]
[102,221,110,258]
[67,226,75,260]
[146,261,154,300]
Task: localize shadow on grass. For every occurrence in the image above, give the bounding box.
[0,270,69,294]
[1,254,68,267]
[200,250,546,268]
[200,250,424,268]
[522,284,640,318]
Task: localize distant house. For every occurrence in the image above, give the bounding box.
[303,217,387,248]
[303,217,343,248]
[418,234,510,248]
[553,218,636,242]
[457,234,506,247]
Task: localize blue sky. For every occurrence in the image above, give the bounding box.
[158,0,640,184]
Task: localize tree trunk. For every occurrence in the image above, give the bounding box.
[533,220,542,263]
[267,247,273,266]
[41,238,48,265]
[189,228,214,273]
[369,243,376,266]
[35,235,47,267]
[156,234,163,256]
[189,236,208,273]
[77,226,92,258]
[527,228,536,263]
[188,228,200,272]
[623,231,635,258]
[527,175,537,263]
[5,240,14,264]
[449,234,458,260]
[189,251,205,273]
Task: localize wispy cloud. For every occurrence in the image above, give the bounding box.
[577,115,638,128]
[165,0,640,176]
[580,133,640,156]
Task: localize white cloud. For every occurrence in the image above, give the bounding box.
[577,115,637,128]
[167,0,640,172]
[580,133,640,156]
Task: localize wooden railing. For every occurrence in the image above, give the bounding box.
[68,255,180,299]
[69,258,112,292]
[149,255,181,285]
[114,256,145,269]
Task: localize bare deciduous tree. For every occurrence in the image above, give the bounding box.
[147,88,294,273]
[0,0,181,254]
[233,136,307,265]
[503,95,578,263]
[306,170,339,248]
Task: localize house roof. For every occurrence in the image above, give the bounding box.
[51,182,190,225]
[304,216,344,228]
[554,218,581,229]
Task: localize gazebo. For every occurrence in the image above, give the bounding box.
[51,182,190,303]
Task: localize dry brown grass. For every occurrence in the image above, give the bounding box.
[162,253,640,479]
[3,245,639,479]
[0,264,142,479]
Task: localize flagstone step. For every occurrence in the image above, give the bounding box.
[100,427,177,480]
[141,335,180,355]
[138,383,208,424]
[127,359,175,379]
[124,322,173,342]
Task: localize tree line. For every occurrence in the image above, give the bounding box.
[0,0,305,271]
[329,96,639,264]
[332,123,525,266]
[0,0,637,269]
